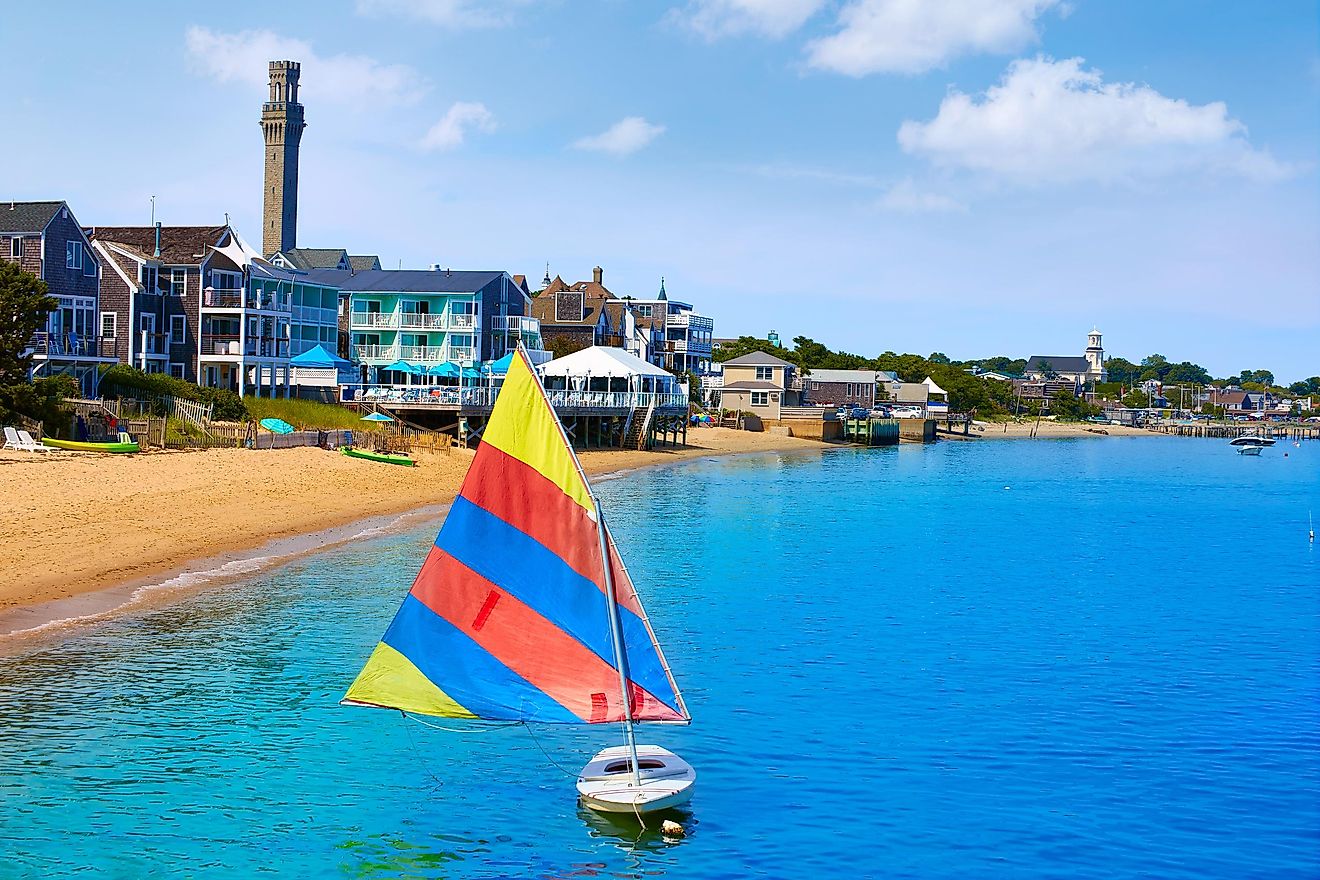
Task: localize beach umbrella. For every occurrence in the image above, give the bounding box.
[460,366,481,380]
[429,362,461,378]
[361,412,394,422]
[259,417,295,434]
[382,359,419,374]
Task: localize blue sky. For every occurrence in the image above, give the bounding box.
[4,1,1317,380]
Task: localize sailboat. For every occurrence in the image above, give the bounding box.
[342,347,695,815]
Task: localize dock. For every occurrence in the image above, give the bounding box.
[1151,422,1319,442]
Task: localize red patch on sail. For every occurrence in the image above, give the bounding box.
[591,692,609,723]
[471,590,501,631]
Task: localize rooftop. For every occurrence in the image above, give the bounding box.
[723,350,796,368]
[0,200,66,234]
[90,225,231,265]
[306,268,505,293]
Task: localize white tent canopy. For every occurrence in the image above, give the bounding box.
[540,345,674,379]
[539,346,683,399]
[922,376,948,397]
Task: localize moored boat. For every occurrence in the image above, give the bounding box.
[1230,434,1275,447]
[41,437,140,454]
[341,446,415,466]
[341,347,693,817]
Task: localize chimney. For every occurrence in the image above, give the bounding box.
[153,222,162,258]
[592,265,603,285]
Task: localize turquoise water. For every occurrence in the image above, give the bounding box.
[2,437,1318,878]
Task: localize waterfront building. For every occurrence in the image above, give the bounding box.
[802,368,878,408]
[313,267,544,377]
[1024,328,1108,386]
[616,278,715,376]
[531,267,623,353]
[719,350,801,420]
[2,201,115,395]
[270,248,381,272]
[93,223,332,396]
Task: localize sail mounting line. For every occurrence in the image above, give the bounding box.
[342,347,689,726]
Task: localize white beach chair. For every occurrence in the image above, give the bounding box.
[2,426,21,450]
[17,430,51,452]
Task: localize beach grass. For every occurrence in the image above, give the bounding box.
[243,396,383,431]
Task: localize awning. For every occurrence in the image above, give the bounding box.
[290,344,352,369]
[382,360,422,374]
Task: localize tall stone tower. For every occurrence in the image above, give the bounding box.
[260,60,305,256]
[1085,328,1107,381]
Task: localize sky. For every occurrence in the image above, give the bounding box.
[3,1,1317,381]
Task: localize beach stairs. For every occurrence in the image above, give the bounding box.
[623,402,657,450]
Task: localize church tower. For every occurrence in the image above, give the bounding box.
[261,60,305,256]
[1085,328,1107,381]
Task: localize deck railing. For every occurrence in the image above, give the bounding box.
[28,332,115,359]
[340,385,688,411]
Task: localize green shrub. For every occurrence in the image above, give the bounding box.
[99,364,249,421]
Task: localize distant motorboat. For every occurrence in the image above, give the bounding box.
[1230,434,1275,447]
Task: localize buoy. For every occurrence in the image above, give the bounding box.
[661,819,685,837]
[1003,486,1011,490]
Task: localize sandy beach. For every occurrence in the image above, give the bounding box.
[0,428,822,635]
[972,421,1153,439]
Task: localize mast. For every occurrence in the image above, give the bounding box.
[594,501,643,789]
[518,342,643,787]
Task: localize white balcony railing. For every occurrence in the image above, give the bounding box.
[493,315,541,334]
[447,346,475,364]
[340,385,688,411]
[401,313,446,330]
[448,313,477,331]
[399,345,447,363]
[294,306,338,326]
[203,288,291,313]
[351,312,399,329]
[354,343,397,361]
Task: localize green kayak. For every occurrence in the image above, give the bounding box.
[42,437,140,454]
[341,446,415,467]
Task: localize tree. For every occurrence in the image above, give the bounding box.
[713,335,791,364]
[0,261,62,426]
[545,335,589,360]
[928,351,951,365]
[1036,359,1059,380]
[1104,357,1140,385]
[1239,369,1275,387]
[1049,388,1101,421]
[1122,388,1150,408]
[0,261,56,388]
[1288,377,1320,395]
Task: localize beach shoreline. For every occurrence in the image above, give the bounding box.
[0,428,824,646]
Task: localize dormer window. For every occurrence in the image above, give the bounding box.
[66,241,83,270]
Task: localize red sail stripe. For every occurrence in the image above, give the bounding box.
[459,443,644,616]
[409,547,682,723]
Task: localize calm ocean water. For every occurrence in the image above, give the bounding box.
[2,437,1317,879]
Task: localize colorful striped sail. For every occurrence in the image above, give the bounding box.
[343,349,689,725]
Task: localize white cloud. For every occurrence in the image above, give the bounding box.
[573,117,666,156]
[671,0,827,39]
[354,0,533,28]
[807,0,1060,76]
[897,57,1296,183]
[184,26,425,108]
[421,102,496,150]
[878,179,967,213]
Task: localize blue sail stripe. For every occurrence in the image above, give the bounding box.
[382,594,580,723]
[435,497,680,710]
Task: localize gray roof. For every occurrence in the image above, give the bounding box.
[1024,355,1090,374]
[279,248,348,270]
[722,380,783,391]
[876,370,899,382]
[0,201,65,234]
[722,350,795,367]
[308,268,506,293]
[805,369,876,384]
[348,255,381,271]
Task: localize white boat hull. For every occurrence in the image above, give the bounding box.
[576,744,696,815]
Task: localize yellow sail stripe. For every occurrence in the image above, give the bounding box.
[343,642,477,718]
[480,352,594,515]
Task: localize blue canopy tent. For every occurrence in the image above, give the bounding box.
[289,344,352,370]
[428,362,461,378]
[483,353,515,375]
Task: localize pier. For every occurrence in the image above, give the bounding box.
[1151,422,1319,442]
[839,417,900,446]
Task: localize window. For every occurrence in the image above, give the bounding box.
[636,304,653,318]
[170,363,185,379]
[170,269,187,297]
[170,315,186,344]
[140,266,158,294]
[9,237,21,259]
[101,312,117,339]
[755,366,774,381]
[66,241,83,270]
[751,391,769,406]
[84,255,96,277]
